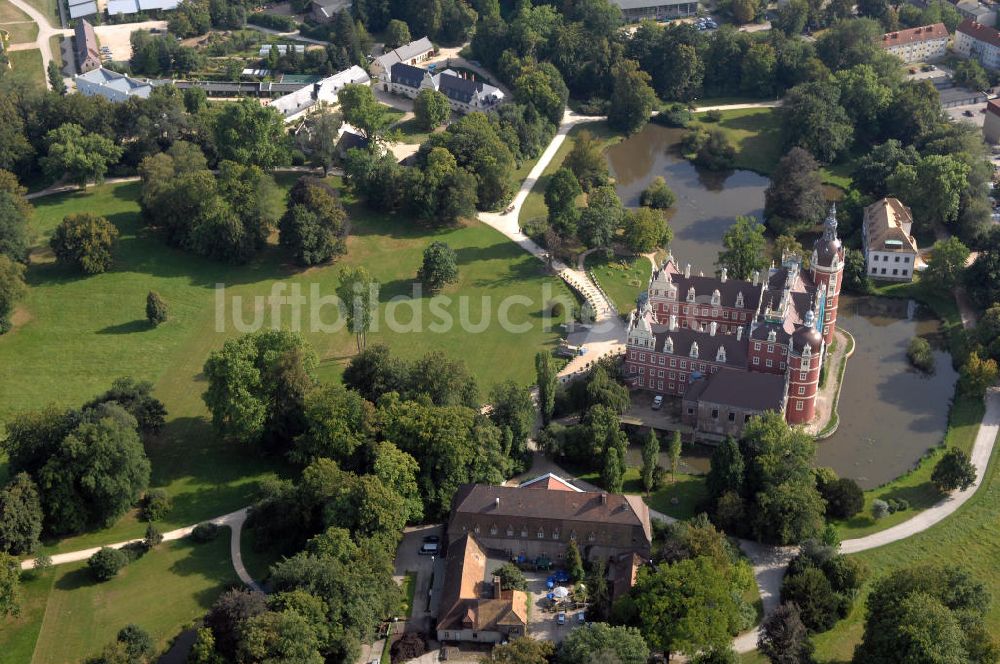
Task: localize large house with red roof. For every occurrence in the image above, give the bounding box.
[625,207,845,436]
[955,18,1000,70]
[879,23,948,63]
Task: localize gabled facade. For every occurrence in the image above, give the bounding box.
[383,62,505,114]
[862,197,918,282]
[955,19,1000,70]
[879,23,949,63]
[74,19,101,74]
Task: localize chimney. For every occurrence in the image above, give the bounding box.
[471,72,475,81]
[669,314,677,330]
[720,267,727,283]
[684,263,691,278]
[736,326,743,341]
[710,321,717,337]
[495,497,500,508]
[601,493,608,505]
[492,575,502,599]
[752,270,760,286]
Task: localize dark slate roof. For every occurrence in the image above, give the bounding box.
[749,322,791,344]
[664,272,760,311]
[650,325,748,368]
[390,62,426,88]
[450,484,650,534]
[687,369,787,412]
[438,72,483,103]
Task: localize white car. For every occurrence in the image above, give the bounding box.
[652,395,664,410]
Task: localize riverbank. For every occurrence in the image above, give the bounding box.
[806,328,855,439]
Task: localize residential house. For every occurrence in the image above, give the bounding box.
[373,36,434,75]
[862,198,919,282]
[75,67,152,102]
[74,19,101,74]
[310,0,350,22]
[385,62,504,114]
[955,18,1000,69]
[436,535,528,644]
[955,0,997,27]
[879,23,949,62]
[611,0,698,21]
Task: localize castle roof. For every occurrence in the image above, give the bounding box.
[649,324,748,368]
[683,369,787,412]
[863,197,918,254]
[655,259,761,310]
[813,204,844,269]
[437,534,528,633]
[791,310,823,353]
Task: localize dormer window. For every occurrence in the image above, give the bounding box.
[537,529,544,539]
[767,330,776,343]
[735,292,744,308]
[506,526,514,537]
[716,346,726,362]
[474,525,480,534]
[690,342,699,359]
[521,527,528,538]
[490,524,498,536]
[552,529,560,540]
[711,289,720,306]
[569,530,577,541]
[687,287,696,303]
[588,532,596,542]
[803,345,812,358]
[665,337,674,353]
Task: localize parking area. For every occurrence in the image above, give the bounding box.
[946,101,989,127]
[621,390,690,433]
[394,524,446,624]
[523,571,586,645]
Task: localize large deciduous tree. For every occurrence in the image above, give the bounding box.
[564,130,608,192]
[931,447,977,493]
[609,59,658,135]
[780,81,853,163]
[717,216,767,280]
[0,473,43,555]
[418,241,459,291]
[338,83,398,148]
[545,168,582,238]
[923,237,970,294]
[41,123,124,188]
[213,98,291,169]
[0,170,33,263]
[764,148,827,236]
[624,207,672,254]
[758,603,814,664]
[336,266,380,353]
[413,88,451,131]
[0,255,27,334]
[50,213,119,274]
[556,622,650,664]
[279,177,348,267]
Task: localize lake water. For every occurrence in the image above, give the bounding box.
[605,124,959,488]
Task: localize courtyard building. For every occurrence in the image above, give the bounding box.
[373,36,434,76]
[385,62,505,114]
[74,18,101,74]
[75,67,152,102]
[879,23,949,63]
[625,207,845,435]
[862,198,919,282]
[955,19,1000,70]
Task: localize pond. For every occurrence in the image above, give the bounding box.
[605,123,771,271]
[605,125,960,488]
[819,296,959,489]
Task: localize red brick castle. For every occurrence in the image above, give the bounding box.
[625,207,845,436]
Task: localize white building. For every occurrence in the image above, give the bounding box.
[611,0,698,21]
[373,37,434,76]
[268,65,369,120]
[106,0,179,15]
[879,23,949,63]
[75,67,152,102]
[955,18,1000,70]
[862,198,919,282]
[385,63,504,114]
[955,0,997,28]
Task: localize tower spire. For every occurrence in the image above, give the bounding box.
[822,203,838,241]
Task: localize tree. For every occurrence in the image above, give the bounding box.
[0,473,43,555]
[301,109,342,175]
[0,254,27,334]
[88,546,128,581]
[609,59,657,135]
[373,441,423,523]
[819,477,864,519]
[690,128,736,171]
[493,562,528,591]
[514,63,569,125]
[146,291,167,326]
[490,637,554,664]
[384,18,411,48]
[47,61,66,95]
[339,83,397,147]
[780,566,841,631]
[536,351,557,425]
[758,603,814,664]
[932,447,977,493]
[50,213,119,274]
[640,177,676,209]
[557,623,650,664]
[624,207,672,254]
[954,58,989,91]
[0,171,33,263]
[764,148,827,236]
[116,624,154,662]
[425,111,515,209]
[336,266,380,353]
[641,428,660,494]
[85,377,167,434]
[960,351,998,400]
[413,88,451,131]
[781,82,853,163]
[718,216,767,280]
[202,330,317,447]
[634,557,742,657]
[489,380,535,463]
[0,553,20,617]
[731,0,760,22]
[213,98,290,168]
[545,168,582,238]
[855,593,968,664]
[774,234,807,267]
[579,185,624,250]
[854,140,920,198]
[706,437,744,502]
[0,97,33,172]
[887,155,969,230]
[923,237,970,294]
[601,431,625,493]
[205,588,268,659]
[41,123,123,188]
[564,129,608,192]
[418,241,459,291]
[279,178,348,266]
[668,431,682,482]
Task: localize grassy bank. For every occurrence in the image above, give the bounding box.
[585,253,652,314]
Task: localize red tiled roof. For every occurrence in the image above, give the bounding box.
[957,18,1000,49]
[880,23,948,48]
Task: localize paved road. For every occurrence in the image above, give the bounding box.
[6,0,60,88]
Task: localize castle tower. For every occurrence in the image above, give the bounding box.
[810,204,845,345]
[786,310,824,425]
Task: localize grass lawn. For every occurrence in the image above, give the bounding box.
[48,34,61,66]
[19,0,55,23]
[394,117,433,145]
[517,122,622,228]
[0,179,572,554]
[0,0,39,43]
[398,571,417,618]
[585,253,651,314]
[6,48,45,91]
[0,568,57,664]
[28,535,238,664]
[689,108,853,189]
[570,464,709,521]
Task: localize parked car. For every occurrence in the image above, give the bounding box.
[556,612,567,625]
[965,110,975,117]
[419,541,439,556]
[577,611,586,623]
[652,395,664,410]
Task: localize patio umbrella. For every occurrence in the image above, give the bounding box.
[552,586,570,599]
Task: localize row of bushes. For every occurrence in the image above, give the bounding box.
[86,521,219,582]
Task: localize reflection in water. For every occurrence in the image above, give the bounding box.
[605,123,771,270]
[819,296,958,489]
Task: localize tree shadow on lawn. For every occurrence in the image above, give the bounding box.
[54,566,97,592]
[97,319,153,335]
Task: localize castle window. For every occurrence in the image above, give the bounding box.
[490,525,497,535]
[680,360,686,369]
[768,330,777,343]
[552,530,560,540]
[711,289,720,306]
[798,386,805,395]
[802,359,810,370]
[569,530,576,541]
[588,532,596,542]
[744,414,751,423]
[754,342,761,351]
[796,401,804,411]
[800,371,807,381]
[687,288,696,303]
[712,409,719,419]
[669,383,675,390]
[474,525,480,534]
[658,370,664,378]
[670,359,677,367]
[659,356,665,365]
[506,526,514,537]
[665,338,674,353]
[753,357,760,365]
[766,359,773,367]
[639,353,646,362]
[723,311,729,319]
[736,292,744,308]
[728,412,736,422]
[767,344,774,353]
[521,527,528,538]
[780,362,785,369]
[669,372,675,379]
[658,381,663,389]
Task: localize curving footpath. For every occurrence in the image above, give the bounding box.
[20,508,264,593]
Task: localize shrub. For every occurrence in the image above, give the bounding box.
[551,302,566,318]
[907,337,934,373]
[191,522,220,543]
[656,102,693,127]
[144,523,163,548]
[246,13,296,30]
[88,547,128,581]
[819,477,864,519]
[780,566,840,632]
[145,291,168,326]
[141,488,172,521]
[50,213,119,274]
[705,109,723,122]
[871,499,890,520]
[116,624,154,662]
[494,562,528,591]
[391,632,426,663]
[931,447,977,493]
[639,176,676,209]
